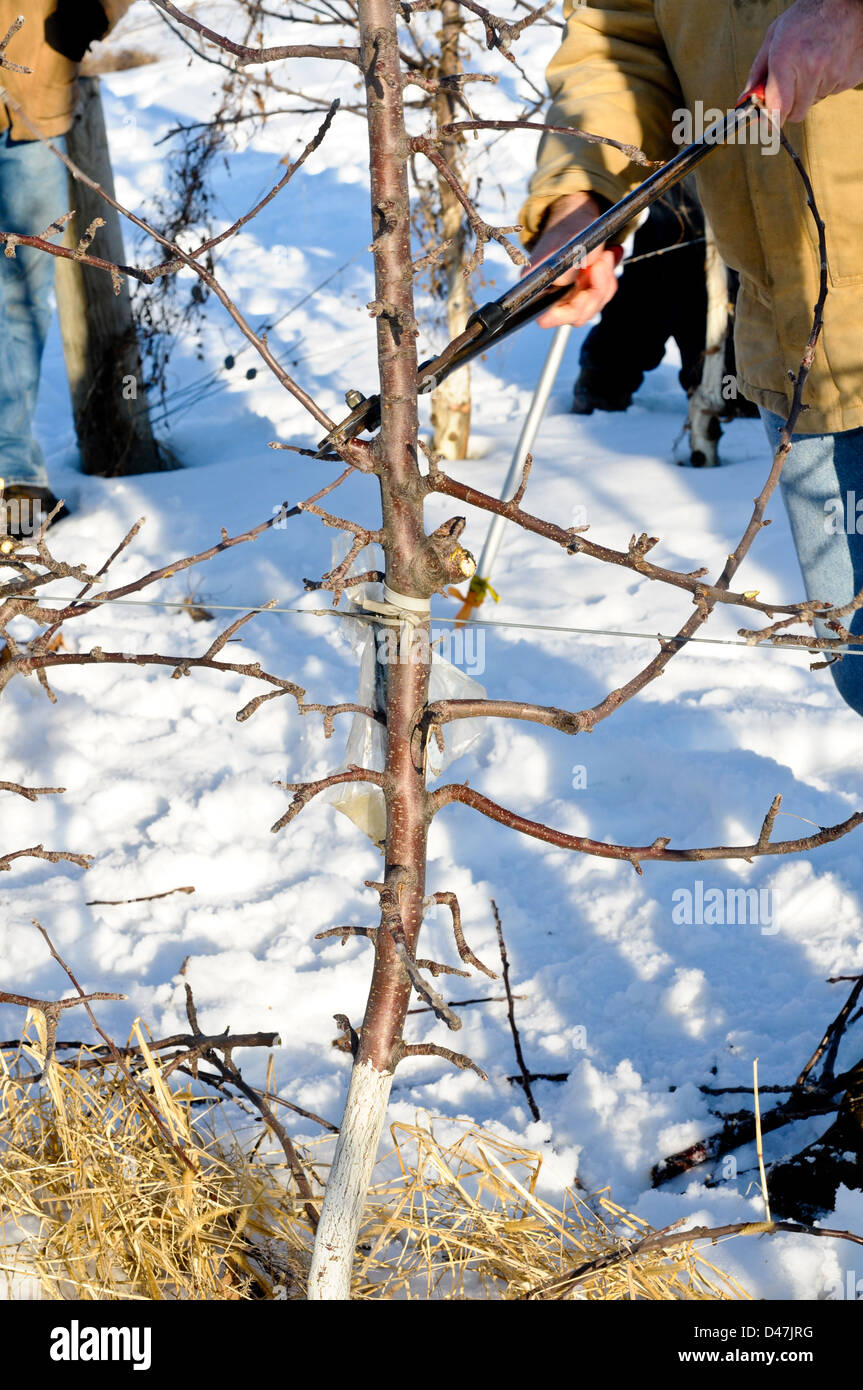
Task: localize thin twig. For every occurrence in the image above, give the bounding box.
[492,899,539,1121]
[28,923,197,1169]
[438,117,658,168]
[86,886,195,906]
[0,781,64,800]
[182,985,320,1229]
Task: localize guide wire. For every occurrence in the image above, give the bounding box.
[16,593,863,658]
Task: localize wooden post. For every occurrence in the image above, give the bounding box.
[54,76,170,476]
[430,0,471,461]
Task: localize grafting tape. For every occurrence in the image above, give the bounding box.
[382,584,431,616]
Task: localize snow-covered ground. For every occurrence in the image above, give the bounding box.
[2,3,862,1300]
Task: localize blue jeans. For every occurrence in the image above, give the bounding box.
[761,408,863,717]
[0,133,67,489]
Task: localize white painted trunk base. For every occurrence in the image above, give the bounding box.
[307,1060,393,1300]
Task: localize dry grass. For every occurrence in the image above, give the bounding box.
[0,1017,748,1301]
[0,1015,311,1300]
[351,1120,748,1300]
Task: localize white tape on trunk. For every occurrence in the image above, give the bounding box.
[383,584,431,616]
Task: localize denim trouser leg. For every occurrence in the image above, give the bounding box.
[0,135,67,489]
[761,408,863,717]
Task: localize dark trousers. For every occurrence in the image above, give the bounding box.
[579,183,708,395]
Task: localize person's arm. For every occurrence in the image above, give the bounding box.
[521,0,680,241]
[520,0,680,327]
[742,0,863,124]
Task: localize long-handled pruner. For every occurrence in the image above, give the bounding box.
[317,87,768,457]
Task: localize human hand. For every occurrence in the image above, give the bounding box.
[527,192,623,329]
[742,0,863,124]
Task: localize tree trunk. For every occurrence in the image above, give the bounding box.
[430,0,471,461]
[308,0,433,1300]
[54,77,168,477]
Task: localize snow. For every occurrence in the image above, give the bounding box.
[2,3,862,1300]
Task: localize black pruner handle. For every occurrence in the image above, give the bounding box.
[464,283,568,351]
[412,283,567,396]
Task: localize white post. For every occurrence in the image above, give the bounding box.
[683,219,728,468]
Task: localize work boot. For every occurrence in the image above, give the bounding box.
[0,484,69,544]
[571,368,634,415]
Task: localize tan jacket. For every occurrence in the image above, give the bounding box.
[0,1,133,139]
[521,0,863,432]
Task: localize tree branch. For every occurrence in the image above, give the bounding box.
[438,118,658,168]
[430,785,863,872]
[271,766,384,832]
[149,0,361,65]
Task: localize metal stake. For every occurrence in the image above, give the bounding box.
[474,323,571,590]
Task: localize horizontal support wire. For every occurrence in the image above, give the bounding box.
[14,593,863,658]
